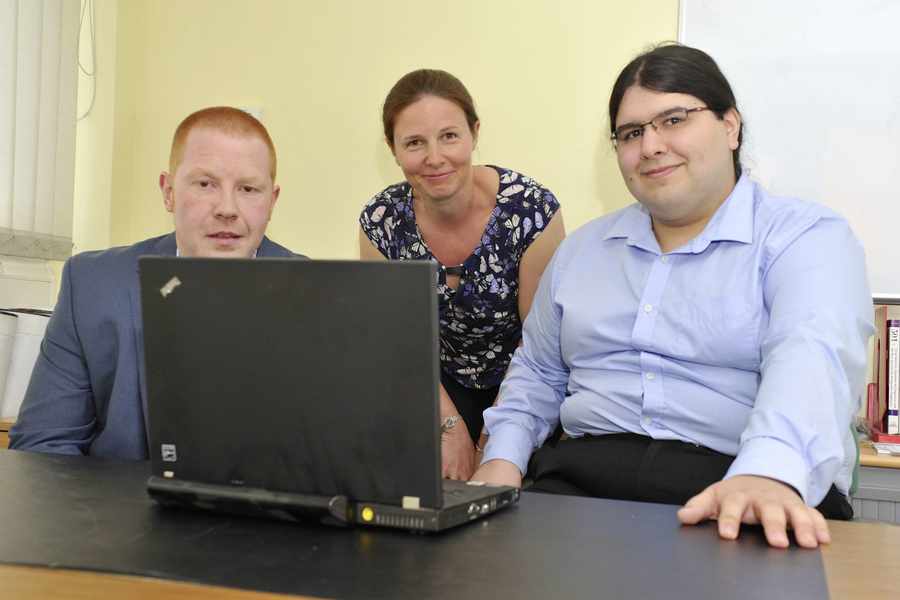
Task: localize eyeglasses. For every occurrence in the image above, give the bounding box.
[611,106,709,148]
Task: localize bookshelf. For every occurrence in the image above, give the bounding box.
[860,445,900,470]
[855,448,900,523]
[855,297,900,522]
[868,297,900,442]
[873,295,900,306]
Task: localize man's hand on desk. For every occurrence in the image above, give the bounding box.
[470,459,523,488]
[677,475,830,549]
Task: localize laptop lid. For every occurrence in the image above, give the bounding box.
[139,258,443,509]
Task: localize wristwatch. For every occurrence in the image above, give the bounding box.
[440,415,461,433]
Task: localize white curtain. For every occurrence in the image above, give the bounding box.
[0,0,79,261]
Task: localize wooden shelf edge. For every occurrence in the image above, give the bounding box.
[860,442,900,469]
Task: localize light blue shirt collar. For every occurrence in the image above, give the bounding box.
[603,175,755,254]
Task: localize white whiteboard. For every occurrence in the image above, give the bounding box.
[680,0,900,293]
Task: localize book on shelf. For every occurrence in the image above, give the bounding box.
[869,304,900,442]
[889,319,900,434]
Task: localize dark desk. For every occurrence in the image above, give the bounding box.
[0,450,894,599]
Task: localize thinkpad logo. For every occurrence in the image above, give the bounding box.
[161,444,177,462]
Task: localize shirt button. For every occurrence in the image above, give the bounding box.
[642,416,652,426]
[645,372,655,380]
[661,255,669,263]
[643,304,653,313]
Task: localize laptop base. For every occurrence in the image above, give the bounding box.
[351,481,520,532]
[149,476,519,532]
[148,476,351,527]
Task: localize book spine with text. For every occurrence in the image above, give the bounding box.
[873,306,888,430]
[888,320,900,434]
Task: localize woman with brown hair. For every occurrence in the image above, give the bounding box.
[359,69,565,480]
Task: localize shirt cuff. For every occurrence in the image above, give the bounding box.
[481,422,536,476]
[724,437,810,504]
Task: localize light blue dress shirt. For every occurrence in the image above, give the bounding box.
[482,176,873,505]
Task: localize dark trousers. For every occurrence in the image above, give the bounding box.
[440,372,498,443]
[525,433,853,520]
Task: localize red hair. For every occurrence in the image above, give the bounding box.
[169,106,277,180]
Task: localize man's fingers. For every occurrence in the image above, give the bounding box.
[810,508,831,545]
[676,476,829,549]
[677,488,717,525]
[716,493,749,540]
[757,502,790,549]
[785,503,820,549]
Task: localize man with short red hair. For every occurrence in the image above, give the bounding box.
[11,107,301,459]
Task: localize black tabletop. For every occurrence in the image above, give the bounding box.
[0,450,828,599]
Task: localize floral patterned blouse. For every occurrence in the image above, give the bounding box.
[359,165,560,389]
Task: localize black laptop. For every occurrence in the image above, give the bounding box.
[139,257,518,532]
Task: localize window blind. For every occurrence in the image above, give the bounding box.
[0,0,79,261]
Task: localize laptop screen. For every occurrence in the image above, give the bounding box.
[140,258,443,508]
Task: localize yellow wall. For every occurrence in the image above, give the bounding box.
[98,0,678,258]
[73,0,118,254]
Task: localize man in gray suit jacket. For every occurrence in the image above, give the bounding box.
[10,106,302,459]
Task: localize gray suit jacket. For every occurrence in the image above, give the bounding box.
[9,233,299,459]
